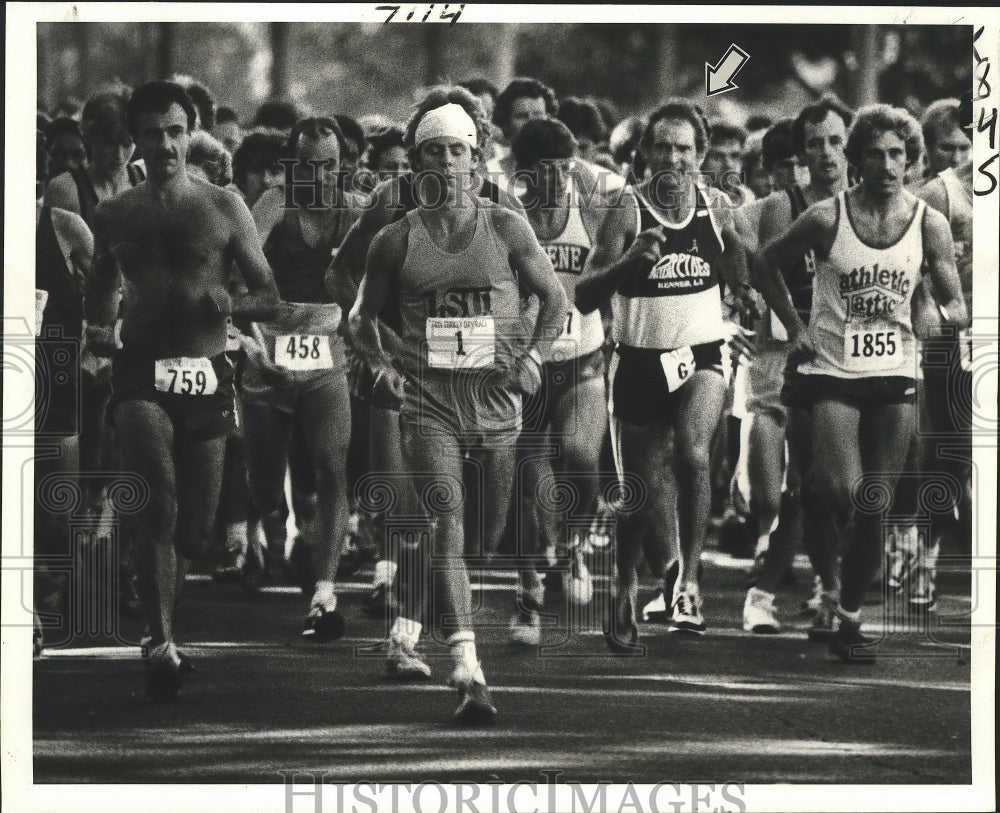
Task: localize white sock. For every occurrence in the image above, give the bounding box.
[748,586,774,602]
[312,580,336,610]
[447,631,485,684]
[373,560,397,588]
[754,533,771,557]
[390,617,421,649]
[225,522,248,554]
[836,604,861,624]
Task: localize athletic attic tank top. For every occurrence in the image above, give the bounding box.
[397,202,524,376]
[537,182,604,361]
[799,191,925,379]
[939,167,973,311]
[36,206,84,339]
[612,185,727,350]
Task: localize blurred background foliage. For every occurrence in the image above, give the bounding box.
[38,22,972,125]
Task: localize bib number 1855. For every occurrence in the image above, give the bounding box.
[849,331,896,359]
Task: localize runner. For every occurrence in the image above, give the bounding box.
[754,103,967,663]
[506,118,609,644]
[349,100,566,723]
[84,81,279,699]
[240,116,361,639]
[327,86,525,635]
[576,99,754,649]
[741,99,853,636]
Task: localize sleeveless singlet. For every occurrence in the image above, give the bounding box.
[612,185,727,350]
[35,206,84,339]
[397,202,524,376]
[939,167,973,310]
[67,163,146,227]
[535,182,604,361]
[254,206,356,378]
[764,184,820,342]
[799,191,925,379]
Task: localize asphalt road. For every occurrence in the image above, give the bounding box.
[31,536,974,787]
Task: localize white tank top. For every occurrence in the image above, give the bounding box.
[799,191,925,379]
[538,183,604,361]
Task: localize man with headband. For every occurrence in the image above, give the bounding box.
[349,100,567,725]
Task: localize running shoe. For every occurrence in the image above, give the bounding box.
[386,635,432,680]
[302,599,346,643]
[145,642,190,703]
[449,666,497,726]
[212,547,246,583]
[361,582,399,622]
[566,546,593,606]
[641,590,668,623]
[829,618,876,664]
[669,589,707,635]
[603,593,641,655]
[743,587,780,634]
[806,593,837,642]
[509,584,544,647]
[799,574,824,616]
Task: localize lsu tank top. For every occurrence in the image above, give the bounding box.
[397,202,524,376]
[536,183,604,361]
[612,185,727,350]
[799,191,925,379]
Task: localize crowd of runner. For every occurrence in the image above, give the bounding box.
[33,70,974,724]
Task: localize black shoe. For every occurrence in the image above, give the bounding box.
[145,644,188,703]
[451,676,498,726]
[302,605,346,643]
[360,583,399,621]
[829,619,876,664]
[603,594,641,656]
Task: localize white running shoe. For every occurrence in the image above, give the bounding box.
[743,587,780,634]
[386,635,432,680]
[670,589,707,635]
[641,590,667,622]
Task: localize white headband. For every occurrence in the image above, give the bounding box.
[414,103,477,148]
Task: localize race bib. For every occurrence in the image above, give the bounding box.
[843,322,899,372]
[769,309,788,342]
[426,316,496,369]
[154,357,219,395]
[35,289,48,337]
[274,334,334,371]
[659,345,695,392]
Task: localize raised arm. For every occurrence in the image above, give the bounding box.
[574,192,641,315]
[921,205,968,329]
[226,193,280,321]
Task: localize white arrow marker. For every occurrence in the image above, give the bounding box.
[706,44,750,97]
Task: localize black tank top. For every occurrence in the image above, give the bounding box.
[68,163,146,227]
[786,184,816,324]
[36,206,84,339]
[262,209,352,303]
